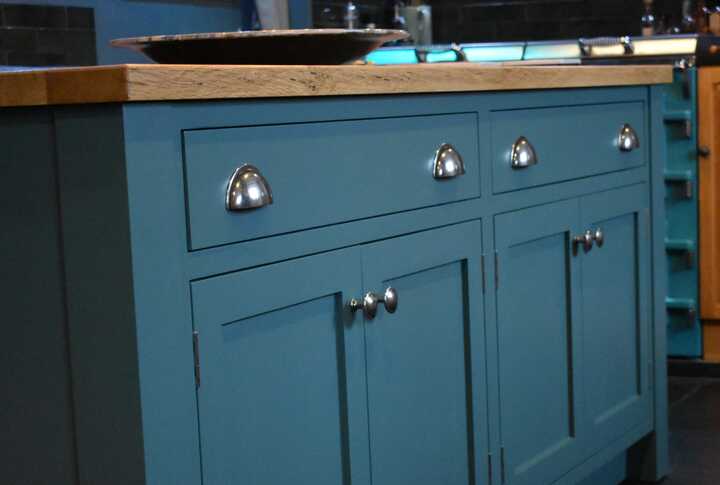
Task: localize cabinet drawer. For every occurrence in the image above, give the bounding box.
[491,102,646,193]
[183,114,480,250]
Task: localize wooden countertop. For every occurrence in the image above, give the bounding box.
[0,63,673,108]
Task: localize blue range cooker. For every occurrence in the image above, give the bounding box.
[368,34,719,357]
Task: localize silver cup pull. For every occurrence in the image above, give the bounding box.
[593,228,604,247]
[573,230,594,255]
[618,124,640,152]
[349,287,398,320]
[511,136,538,169]
[433,143,466,179]
[225,164,273,211]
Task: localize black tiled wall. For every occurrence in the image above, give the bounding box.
[0,4,97,66]
[313,0,689,43]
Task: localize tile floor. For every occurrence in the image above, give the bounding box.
[624,376,720,485]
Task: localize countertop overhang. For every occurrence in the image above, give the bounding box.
[0,63,673,108]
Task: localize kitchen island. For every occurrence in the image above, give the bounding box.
[1,63,672,485]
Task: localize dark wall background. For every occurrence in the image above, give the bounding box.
[313,0,689,43]
[0,3,96,66]
[0,1,243,66]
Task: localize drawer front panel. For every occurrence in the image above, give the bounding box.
[491,102,646,193]
[184,114,480,250]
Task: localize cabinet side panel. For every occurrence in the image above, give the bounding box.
[627,84,670,481]
[55,106,146,485]
[0,108,78,485]
[122,103,203,485]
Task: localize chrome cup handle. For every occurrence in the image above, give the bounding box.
[511,136,538,169]
[618,124,640,152]
[225,164,273,211]
[432,143,466,179]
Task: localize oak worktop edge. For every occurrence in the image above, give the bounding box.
[0,63,673,108]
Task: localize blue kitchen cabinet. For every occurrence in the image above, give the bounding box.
[190,221,487,485]
[494,199,585,485]
[494,185,652,485]
[2,86,669,485]
[580,185,652,454]
[362,221,488,485]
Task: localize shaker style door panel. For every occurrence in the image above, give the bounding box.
[190,250,369,485]
[494,199,585,485]
[580,185,652,453]
[360,221,487,485]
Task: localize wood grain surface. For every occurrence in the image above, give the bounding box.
[0,63,672,108]
[698,67,720,324]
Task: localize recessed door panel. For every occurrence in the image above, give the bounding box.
[580,185,652,453]
[494,199,585,485]
[361,222,487,485]
[191,250,369,485]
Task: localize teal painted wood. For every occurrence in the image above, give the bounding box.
[183,113,480,249]
[624,84,671,483]
[0,109,78,485]
[121,105,204,485]
[54,106,147,485]
[552,422,649,485]
[191,248,369,485]
[494,199,586,485]
[574,453,626,485]
[361,221,488,485]
[663,67,701,357]
[580,184,652,455]
[183,167,647,282]
[490,102,646,194]
[0,85,669,485]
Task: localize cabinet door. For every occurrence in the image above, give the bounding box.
[191,250,370,485]
[580,185,652,453]
[699,67,720,321]
[361,222,488,485]
[494,200,585,485]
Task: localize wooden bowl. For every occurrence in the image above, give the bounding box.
[111,29,410,65]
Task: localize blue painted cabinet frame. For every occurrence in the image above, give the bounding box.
[494,198,586,485]
[1,85,669,485]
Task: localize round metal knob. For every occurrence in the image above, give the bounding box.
[618,124,640,152]
[433,143,466,179]
[511,136,538,169]
[349,287,398,320]
[573,230,594,254]
[349,293,379,320]
[225,164,273,211]
[593,228,604,247]
[383,287,398,314]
